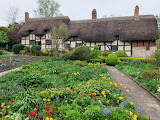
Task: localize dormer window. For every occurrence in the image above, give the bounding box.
[44,29,50,33]
[29,30,34,34]
[73,37,78,41]
[115,35,120,40]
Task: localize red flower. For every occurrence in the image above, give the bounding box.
[47,112,51,115]
[28,115,31,118]
[90,94,96,97]
[30,83,33,85]
[1,60,5,62]
[30,111,36,116]
[72,89,75,92]
[93,97,97,100]
[3,111,7,114]
[45,106,50,111]
[52,107,56,111]
[9,101,13,104]
[35,106,39,109]
[62,74,64,76]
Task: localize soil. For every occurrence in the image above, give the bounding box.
[0,53,48,72]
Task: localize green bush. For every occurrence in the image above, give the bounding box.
[97,56,108,63]
[30,45,41,56]
[155,49,160,65]
[19,50,25,55]
[24,46,30,54]
[141,70,160,78]
[73,60,85,66]
[0,50,4,55]
[115,50,128,57]
[62,51,74,60]
[105,54,121,65]
[72,46,92,60]
[102,50,112,56]
[42,50,50,56]
[118,57,156,63]
[12,44,25,54]
[90,58,103,63]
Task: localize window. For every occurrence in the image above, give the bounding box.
[29,30,34,34]
[76,43,83,47]
[115,35,120,40]
[65,44,70,49]
[111,45,118,52]
[44,29,50,33]
[30,40,35,45]
[46,40,52,45]
[73,37,78,41]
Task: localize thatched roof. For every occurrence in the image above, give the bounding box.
[18,15,159,41]
[18,16,70,36]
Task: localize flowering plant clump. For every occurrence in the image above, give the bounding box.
[0,59,150,120]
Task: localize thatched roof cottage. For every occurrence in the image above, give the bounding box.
[18,6,159,58]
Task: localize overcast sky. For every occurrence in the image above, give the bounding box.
[0,0,160,26]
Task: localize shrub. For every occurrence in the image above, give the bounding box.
[141,70,160,78]
[90,58,103,63]
[73,60,85,66]
[97,56,108,63]
[155,49,160,65]
[90,45,101,58]
[115,50,128,57]
[12,44,25,54]
[102,50,112,56]
[118,57,156,63]
[24,46,30,54]
[72,46,92,60]
[0,50,4,55]
[105,54,121,66]
[19,50,25,55]
[62,51,74,60]
[30,45,41,56]
[42,50,50,56]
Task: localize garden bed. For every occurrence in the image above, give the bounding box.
[0,58,150,120]
[0,53,47,72]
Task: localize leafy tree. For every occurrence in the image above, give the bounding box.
[50,23,70,56]
[0,31,9,44]
[34,0,62,17]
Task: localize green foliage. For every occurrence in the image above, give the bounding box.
[115,50,128,57]
[102,50,112,56]
[141,70,160,78]
[62,51,74,60]
[19,50,25,55]
[72,46,92,60]
[73,60,85,66]
[90,45,100,58]
[0,50,4,55]
[118,57,156,63]
[97,56,108,63]
[155,49,160,65]
[0,26,9,32]
[90,58,103,63]
[12,89,42,113]
[12,44,25,54]
[105,53,122,65]
[24,46,30,54]
[30,45,41,56]
[42,50,50,56]
[0,31,9,43]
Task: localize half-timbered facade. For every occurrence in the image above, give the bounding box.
[18,6,159,58]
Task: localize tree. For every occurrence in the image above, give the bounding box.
[50,23,70,56]
[0,31,9,44]
[5,7,19,25]
[34,0,62,18]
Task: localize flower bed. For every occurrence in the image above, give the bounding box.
[0,58,149,120]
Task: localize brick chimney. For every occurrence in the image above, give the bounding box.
[92,9,97,19]
[134,5,139,17]
[25,12,29,22]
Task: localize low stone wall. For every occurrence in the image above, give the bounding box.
[132,46,156,58]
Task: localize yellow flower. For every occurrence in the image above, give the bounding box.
[102,77,106,79]
[119,84,123,86]
[47,99,51,102]
[49,118,54,120]
[46,117,50,120]
[99,74,103,76]
[103,95,106,98]
[43,98,47,101]
[130,102,134,105]
[124,86,127,89]
[67,78,70,81]
[119,97,124,100]
[101,91,105,95]
[66,87,70,91]
[133,115,138,120]
[129,111,133,116]
[114,83,118,87]
[107,90,111,94]
[109,82,112,85]
[74,73,77,75]
[1,102,5,107]
[126,89,130,92]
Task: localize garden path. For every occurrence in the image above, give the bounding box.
[106,65,160,120]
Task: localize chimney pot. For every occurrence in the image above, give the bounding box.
[134,5,139,17]
[25,12,29,22]
[92,9,97,19]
